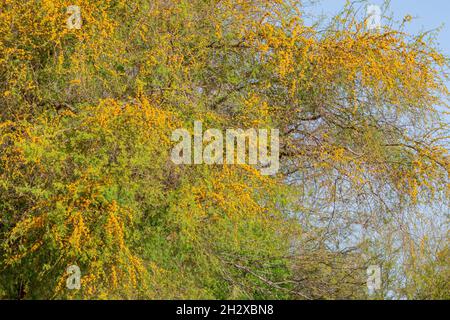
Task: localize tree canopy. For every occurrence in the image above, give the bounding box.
[0,0,448,299]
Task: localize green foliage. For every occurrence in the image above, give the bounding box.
[0,0,449,299]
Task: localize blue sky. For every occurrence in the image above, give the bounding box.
[307,0,449,56]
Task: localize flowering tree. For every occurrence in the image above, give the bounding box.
[0,0,448,299]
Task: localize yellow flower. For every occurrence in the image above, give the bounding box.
[70,79,82,85]
[404,15,413,23]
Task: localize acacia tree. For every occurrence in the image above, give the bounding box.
[0,0,448,299]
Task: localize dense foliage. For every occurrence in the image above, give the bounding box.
[0,0,448,299]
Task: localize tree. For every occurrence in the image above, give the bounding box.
[0,0,448,299]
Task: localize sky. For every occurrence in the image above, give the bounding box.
[306,0,449,55]
[305,0,450,122]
